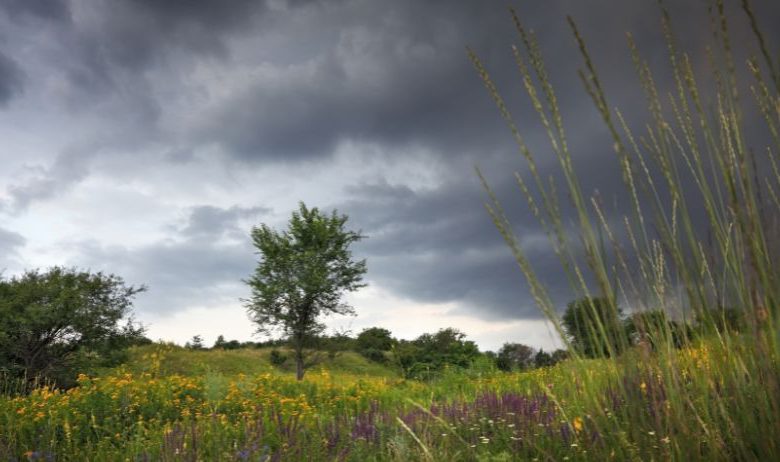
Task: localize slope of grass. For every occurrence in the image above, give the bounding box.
[118,344,398,379]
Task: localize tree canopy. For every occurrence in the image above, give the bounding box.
[244,202,367,379]
[495,342,535,371]
[392,328,480,379]
[0,267,146,387]
[561,297,626,358]
[356,327,395,362]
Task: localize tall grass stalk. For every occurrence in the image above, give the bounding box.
[471,0,779,459]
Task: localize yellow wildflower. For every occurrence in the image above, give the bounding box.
[572,417,583,432]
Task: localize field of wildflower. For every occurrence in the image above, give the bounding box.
[2,335,777,461]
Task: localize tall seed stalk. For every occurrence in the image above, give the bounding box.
[472,0,779,459]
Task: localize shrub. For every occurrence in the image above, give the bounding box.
[269,349,287,366]
[358,348,388,364]
[0,267,146,388]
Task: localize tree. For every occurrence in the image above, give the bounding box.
[533,349,553,368]
[695,306,745,334]
[495,342,535,371]
[356,327,395,362]
[185,335,204,350]
[223,339,242,350]
[391,328,481,379]
[0,267,146,387]
[625,310,692,350]
[244,202,367,380]
[550,349,569,364]
[211,335,242,350]
[562,297,626,358]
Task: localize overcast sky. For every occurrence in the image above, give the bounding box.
[1,0,777,351]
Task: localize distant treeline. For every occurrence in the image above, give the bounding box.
[185,326,570,380]
[188,297,748,380]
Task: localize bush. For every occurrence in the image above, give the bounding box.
[390,328,480,379]
[0,267,146,388]
[359,348,388,364]
[356,327,395,352]
[269,349,287,366]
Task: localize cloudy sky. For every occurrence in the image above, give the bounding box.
[1,0,777,351]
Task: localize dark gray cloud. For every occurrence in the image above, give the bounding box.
[339,176,577,320]
[0,51,23,105]
[193,0,780,167]
[74,0,262,71]
[0,0,70,22]
[196,0,514,162]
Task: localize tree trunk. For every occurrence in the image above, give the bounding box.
[295,349,305,380]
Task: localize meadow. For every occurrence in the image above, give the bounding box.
[1,334,776,461]
[2,1,779,460]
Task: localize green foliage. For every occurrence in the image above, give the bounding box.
[244,202,367,379]
[495,342,534,371]
[471,0,780,459]
[356,327,396,363]
[549,349,569,364]
[695,306,746,334]
[356,327,395,352]
[358,348,388,364]
[391,328,480,379]
[532,349,552,368]
[269,349,287,366]
[562,297,626,358]
[625,310,692,349]
[185,335,205,350]
[313,331,356,360]
[213,335,242,350]
[0,267,146,388]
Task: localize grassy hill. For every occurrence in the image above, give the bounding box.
[116,343,398,379]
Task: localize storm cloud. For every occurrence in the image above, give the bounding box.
[0,52,23,105]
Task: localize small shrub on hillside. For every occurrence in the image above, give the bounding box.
[269,349,287,366]
[358,348,388,364]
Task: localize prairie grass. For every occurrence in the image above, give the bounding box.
[469,0,780,460]
[0,339,752,460]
